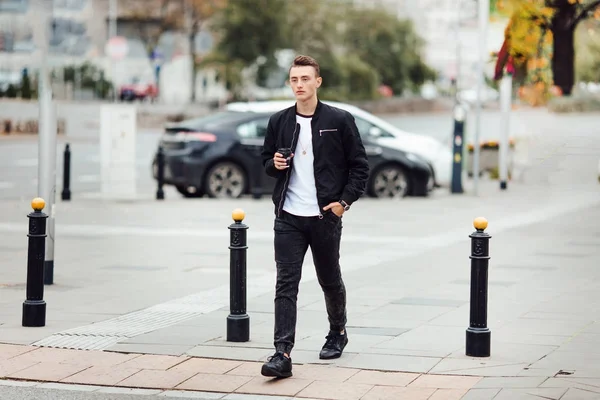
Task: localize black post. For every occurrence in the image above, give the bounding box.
[451,104,466,194]
[22,198,48,327]
[61,143,71,201]
[227,208,250,342]
[156,146,165,200]
[466,217,492,357]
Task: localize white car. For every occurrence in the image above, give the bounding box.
[226,100,453,188]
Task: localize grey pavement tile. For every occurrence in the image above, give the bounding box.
[344,327,409,336]
[119,325,224,346]
[560,388,600,399]
[492,388,568,399]
[429,359,530,377]
[202,338,273,350]
[584,323,600,334]
[461,388,501,399]
[284,349,359,366]
[373,325,464,355]
[495,333,569,347]
[449,342,558,365]
[346,316,425,329]
[337,353,441,373]
[495,318,592,337]
[494,264,558,271]
[535,252,593,259]
[159,391,226,398]
[361,346,453,358]
[517,368,560,377]
[540,377,600,392]
[107,343,194,356]
[473,377,548,388]
[520,311,595,322]
[295,333,390,354]
[101,265,169,271]
[362,304,456,323]
[427,306,470,327]
[390,297,467,308]
[186,345,272,362]
[529,351,600,373]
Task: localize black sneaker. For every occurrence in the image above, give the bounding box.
[261,352,292,378]
[319,330,349,359]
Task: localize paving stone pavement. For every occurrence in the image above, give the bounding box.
[1,109,599,399]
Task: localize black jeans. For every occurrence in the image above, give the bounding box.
[273,210,347,355]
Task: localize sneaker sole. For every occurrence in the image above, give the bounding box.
[261,365,292,378]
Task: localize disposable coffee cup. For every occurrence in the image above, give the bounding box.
[278,148,292,166]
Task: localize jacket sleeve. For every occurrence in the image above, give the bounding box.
[341,112,370,205]
[261,116,283,178]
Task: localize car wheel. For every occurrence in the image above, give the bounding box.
[205,162,246,199]
[176,185,203,198]
[370,164,410,198]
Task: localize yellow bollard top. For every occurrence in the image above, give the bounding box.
[473,217,488,231]
[31,197,45,211]
[232,208,245,222]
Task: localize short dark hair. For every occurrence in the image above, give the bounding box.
[289,55,320,77]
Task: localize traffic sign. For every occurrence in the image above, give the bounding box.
[105,36,129,60]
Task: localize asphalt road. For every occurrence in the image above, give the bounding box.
[0,130,161,201]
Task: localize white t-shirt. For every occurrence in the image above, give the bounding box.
[283,114,320,216]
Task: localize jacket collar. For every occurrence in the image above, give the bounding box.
[292,99,323,121]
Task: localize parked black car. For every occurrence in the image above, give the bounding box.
[152,108,434,199]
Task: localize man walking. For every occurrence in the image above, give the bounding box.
[260,55,370,378]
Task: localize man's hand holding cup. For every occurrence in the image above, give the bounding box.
[274,148,293,170]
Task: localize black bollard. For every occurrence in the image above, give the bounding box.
[451,104,466,194]
[466,217,492,357]
[227,208,250,342]
[156,146,165,200]
[61,143,71,201]
[22,197,48,327]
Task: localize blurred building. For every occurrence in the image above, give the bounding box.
[0,0,226,104]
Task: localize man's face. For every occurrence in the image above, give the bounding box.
[288,66,322,102]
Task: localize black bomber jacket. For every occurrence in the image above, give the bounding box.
[261,100,370,217]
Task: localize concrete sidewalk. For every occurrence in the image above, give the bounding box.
[1,191,599,399]
[1,109,600,399]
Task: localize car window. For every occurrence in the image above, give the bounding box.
[353,116,394,139]
[237,117,269,138]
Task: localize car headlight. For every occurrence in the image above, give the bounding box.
[406,153,419,162]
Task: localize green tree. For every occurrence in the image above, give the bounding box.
[201,0,288,97]
[342,6,436,95]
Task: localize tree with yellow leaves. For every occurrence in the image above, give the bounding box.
[493,0,600,102]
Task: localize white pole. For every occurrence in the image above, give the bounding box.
[38,0,57,285]
[108,0,117,102]
[499,73,512,190]
[473,0,489,196]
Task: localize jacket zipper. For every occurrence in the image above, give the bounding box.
[277,123,299,217]
[319,128,337,136]
[314,122,324,219]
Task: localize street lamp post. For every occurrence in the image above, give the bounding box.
[37,0,57,285]
[473,0,489,196]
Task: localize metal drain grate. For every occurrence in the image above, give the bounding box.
[32,275,275,351]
